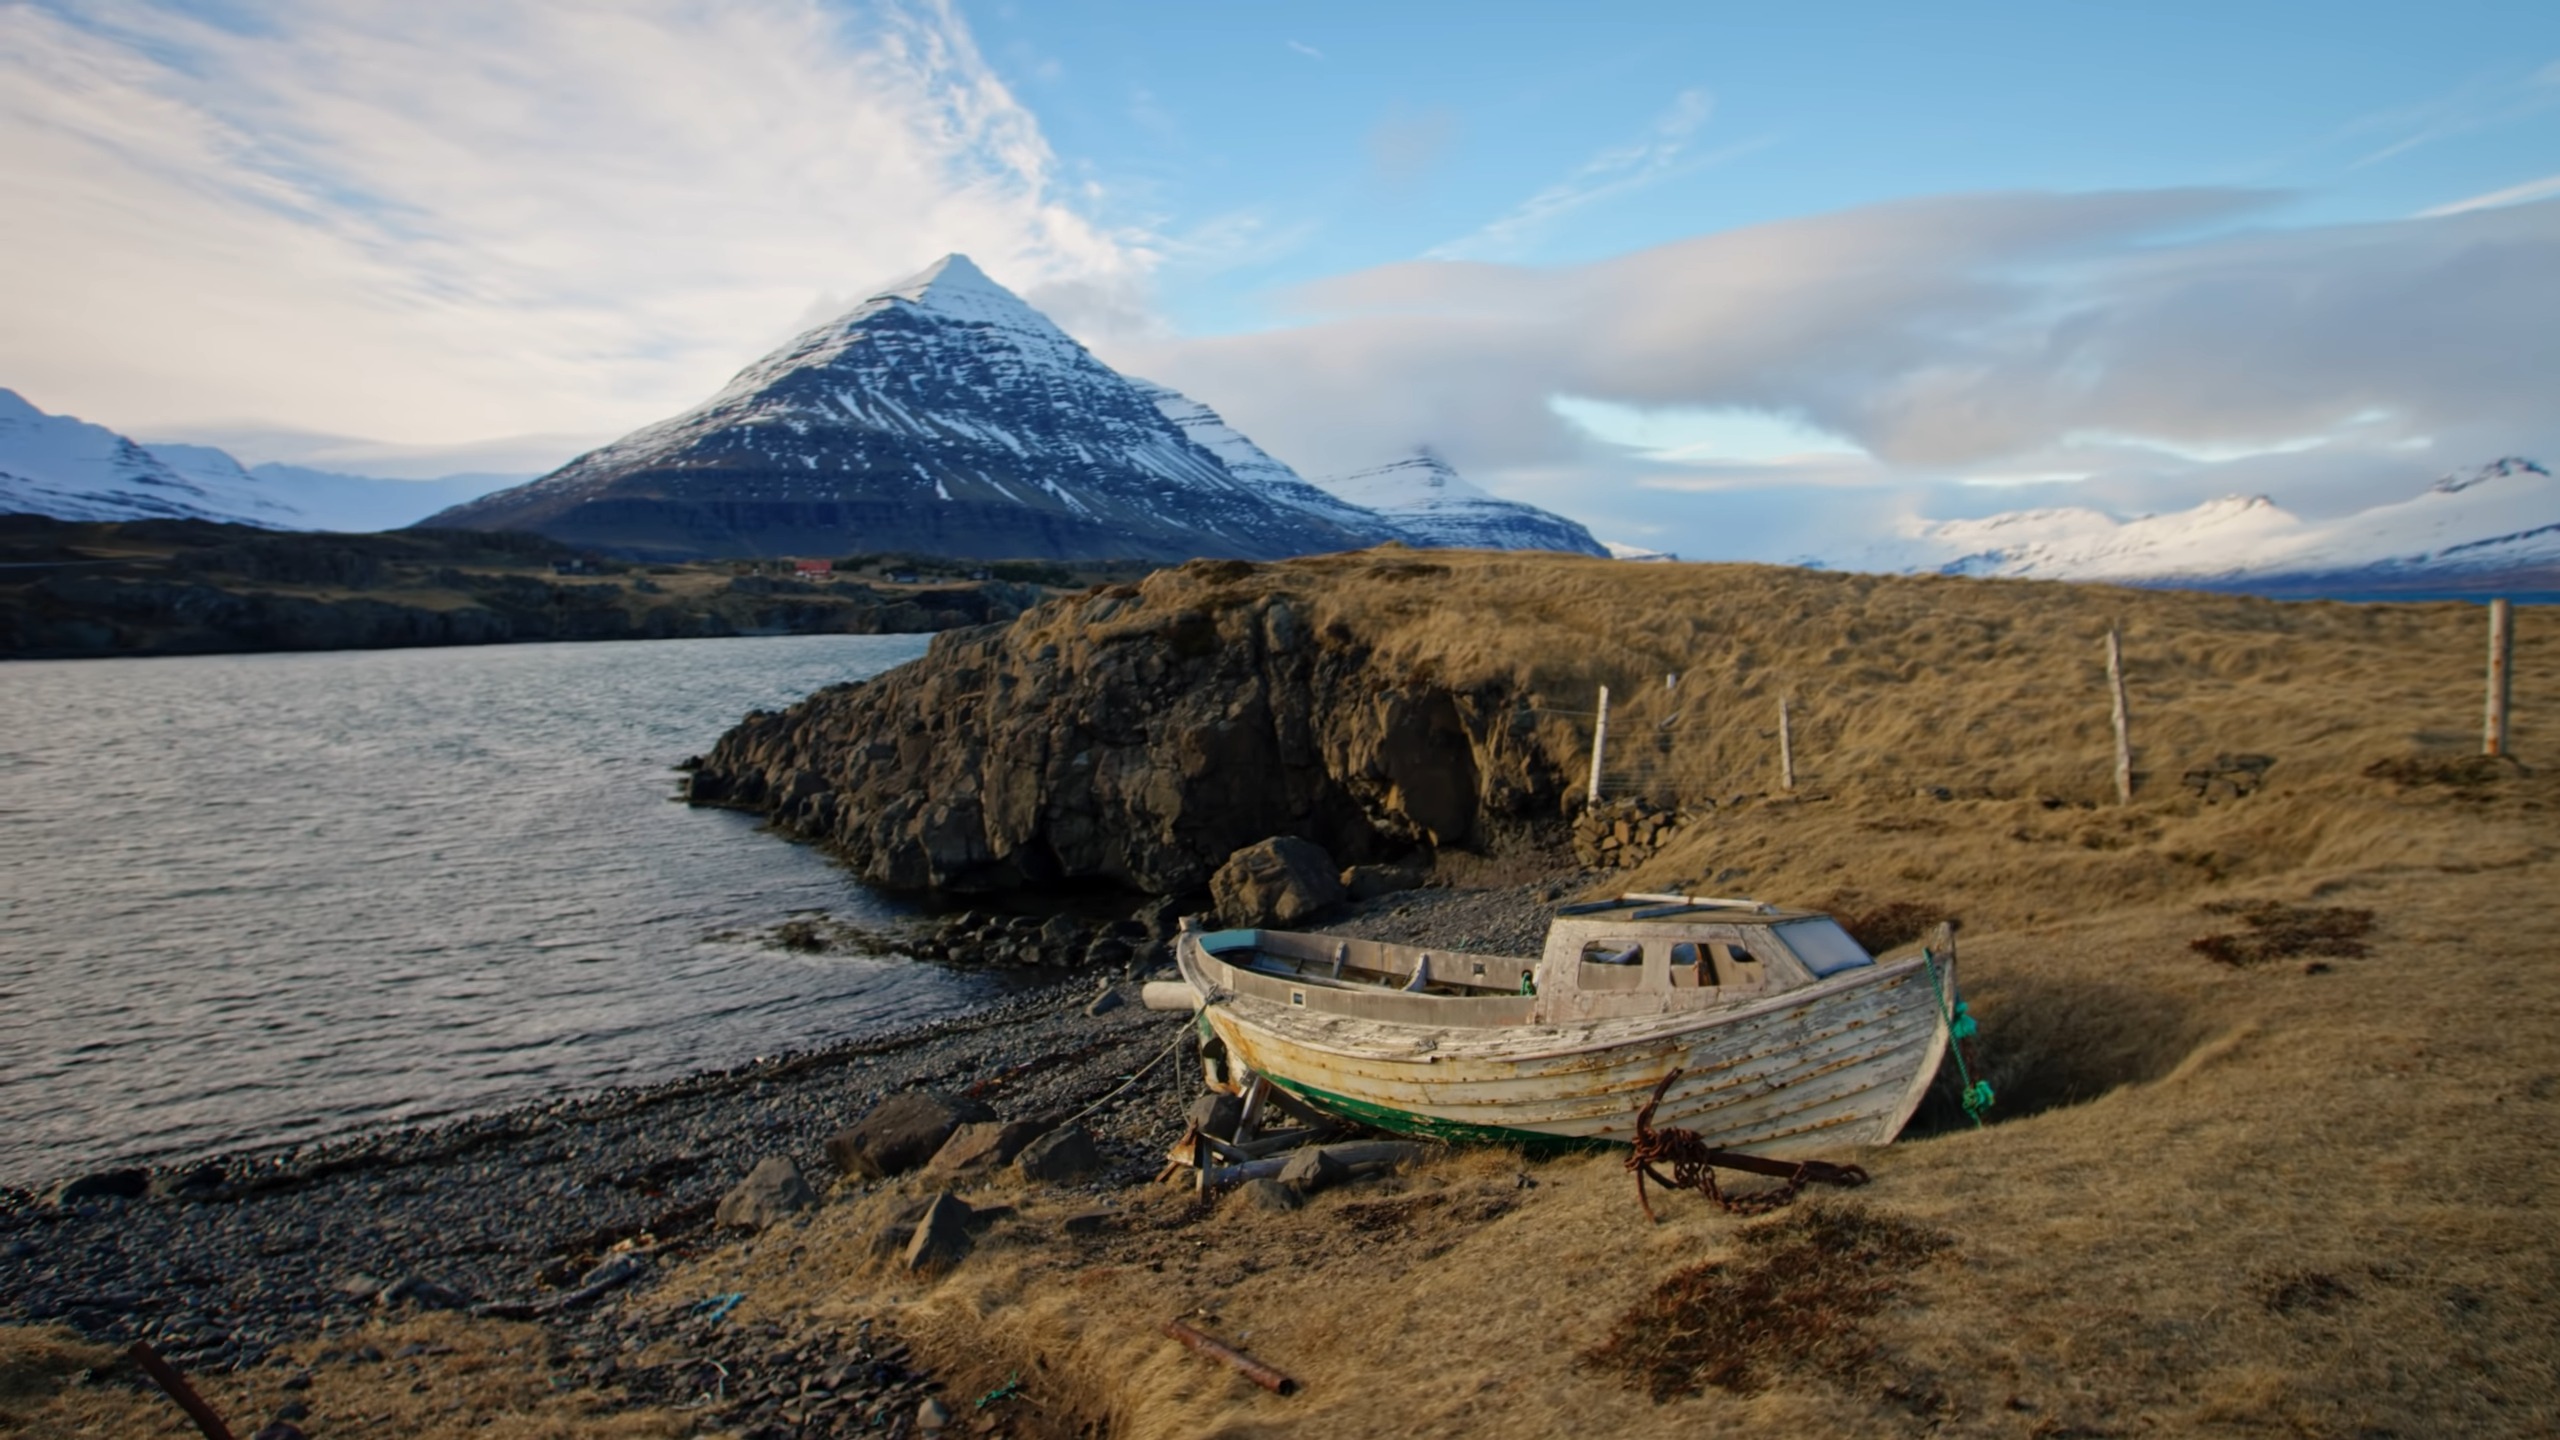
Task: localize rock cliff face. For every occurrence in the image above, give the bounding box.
[685,558,1577,895]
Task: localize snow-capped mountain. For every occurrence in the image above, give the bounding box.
[148,444,516,533]
[0,389,304,528]
[0,389,518,532]
[1127,378,1395,540]
[429,256,1376,562]
[1315,450,1609,556]
[1860,458,2558,592]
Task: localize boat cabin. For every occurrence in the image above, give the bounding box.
[1188,894,1883,1027]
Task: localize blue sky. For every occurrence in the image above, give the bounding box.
[969,1,2559,327]
[0,0,2553,556]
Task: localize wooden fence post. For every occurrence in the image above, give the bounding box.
[2107,628,2133,805]
[2486,599,2513,757]
[1587,685,1611,806]
[1779,696,1796,792]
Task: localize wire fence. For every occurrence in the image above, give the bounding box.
[1554,604,2525,816]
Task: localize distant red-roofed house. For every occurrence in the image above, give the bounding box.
[792,558,834,580]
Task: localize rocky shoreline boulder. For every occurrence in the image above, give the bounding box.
[825,1092,994,1180]
[684,555,1579,897]
[1211,836,1345,927]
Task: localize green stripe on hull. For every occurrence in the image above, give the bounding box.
[1262,1075,1621,1156]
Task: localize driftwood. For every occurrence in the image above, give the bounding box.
[128,1342,237,1440]
[1164,1319,1300,1395]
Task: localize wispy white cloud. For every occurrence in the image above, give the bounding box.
[2342,63,2560,168]
[1286,39,1323,61]
[1427,88,1739,261]
[2419,173,2560,217]
[0,0,1148,443]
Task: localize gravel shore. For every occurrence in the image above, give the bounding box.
[0,880,1568,1385]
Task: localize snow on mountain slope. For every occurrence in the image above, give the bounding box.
[1863,458,2558,586]
[431,255,1372,562]
[0,390,303,527]
[1126,378,1397,540]
[1316,449,1608,556]
[152,443,516,531]
[1605,540,1679,562]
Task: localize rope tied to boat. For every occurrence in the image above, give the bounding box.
[1919,941,1995,1127]
[1625,1069,1871,1220]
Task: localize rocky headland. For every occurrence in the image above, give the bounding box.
[685,552,1600,898]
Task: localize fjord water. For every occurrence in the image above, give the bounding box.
[0,635,1004,1187]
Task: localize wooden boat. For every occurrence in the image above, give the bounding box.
[1165,893,1957,1155]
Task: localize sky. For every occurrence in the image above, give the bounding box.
[1,0,2555,555]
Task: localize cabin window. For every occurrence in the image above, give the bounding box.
[1777,919,1874,977]
[1578,940,1649,991]
[1668,942,1706,988]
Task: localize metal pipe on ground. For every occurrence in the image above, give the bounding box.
[1164,1320,1301,1396]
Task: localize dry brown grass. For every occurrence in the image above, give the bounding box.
[11,558,2558,1437]
[6,1313,686,1440]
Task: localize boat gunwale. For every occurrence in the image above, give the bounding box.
[1179,926,1945,1066]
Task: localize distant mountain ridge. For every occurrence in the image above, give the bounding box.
[0,389,515,532]
[429,255,1605,563]
[1316,450,1607,556]
[0,389,303,528]
[1859,457,2559,595]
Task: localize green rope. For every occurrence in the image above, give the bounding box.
[1920,947,1995,1127]
[977,1371,1023,1410]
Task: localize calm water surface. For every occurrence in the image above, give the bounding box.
[0,636,1009,1186]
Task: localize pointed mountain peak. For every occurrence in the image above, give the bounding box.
[0,387,47,423]
[1405,446,1464,490]
[863,252,1043,328]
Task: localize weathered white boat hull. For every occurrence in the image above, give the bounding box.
[1184,949,1951,1156]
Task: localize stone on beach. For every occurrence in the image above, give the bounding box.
[925,1120,1042,1176]
[902,1192,976,1273]
[1015,1123,1103,1183]
[1212,836,1345,928]
[1341,860,1428,901]
[825,1091,996,1179]
[1279,1145,1348,1193]
[1236,1177,1303,1212]
[715,1155,818,1229]
[1186,1091,1243,1142]
[376,1275,471,1311]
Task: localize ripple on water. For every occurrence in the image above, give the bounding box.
[0,634,1028,1185]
